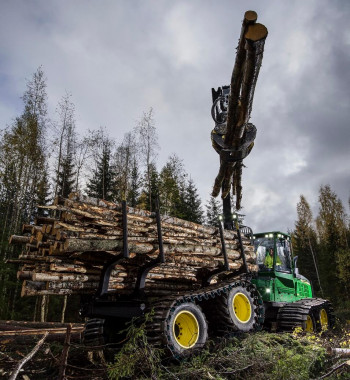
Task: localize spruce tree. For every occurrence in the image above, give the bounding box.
[183,178,203,223]
[127,159,141,207]
[205,196,221,226]
[86,141,115,201]
[293,195,322,294]
[140,163,159,212]
[316,185,348,303]
[57,153,76,198]
[159,155,186,218]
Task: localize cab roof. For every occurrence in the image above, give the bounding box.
[254,231,291,238]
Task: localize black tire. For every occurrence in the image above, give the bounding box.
[163,302,208,357]
[208,285,259,333]
[83,318,106,346]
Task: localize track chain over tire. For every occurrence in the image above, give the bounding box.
[202,280,264,334]
[277,298,335,332]
[144,277,264,358]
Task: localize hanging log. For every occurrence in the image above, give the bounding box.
[211,11,268,207]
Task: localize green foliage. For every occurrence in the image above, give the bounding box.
[108,312,163,379]
[108,324,328,380]
[182,178,203,224]
[293,186,350,306]
[127,158,141,207]
[86,137,115,201]
[336,248,350,303]
[293,195,322,295]
[316,185,348,303]
[205,195,221,226]
[139,163,159,211]
[56,153,76,198]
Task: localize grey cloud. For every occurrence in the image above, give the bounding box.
[0,0,349,233]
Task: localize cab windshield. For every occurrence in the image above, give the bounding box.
[254,235,292,273]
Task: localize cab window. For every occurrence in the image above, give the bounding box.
[276,238,292,273]
[254,237,273,270]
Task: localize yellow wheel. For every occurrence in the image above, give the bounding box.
[319,308,329,331]
[166,302,208,356]
[173,311,199,348]
[224,285,256,332]
[233,292,252,323]
[305,315,314,332]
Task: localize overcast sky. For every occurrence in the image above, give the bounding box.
[1,0,349,233]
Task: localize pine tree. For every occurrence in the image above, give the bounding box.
[205,196,221,226]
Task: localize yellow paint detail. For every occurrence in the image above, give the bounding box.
[319,309,329,330]
[305,315,314,332]
[173,310,199,349]
[233,292,252,323]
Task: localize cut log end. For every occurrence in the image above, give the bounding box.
[245,23,268,42]
[244,10,257,23]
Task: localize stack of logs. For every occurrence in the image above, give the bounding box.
[10,193,257,297]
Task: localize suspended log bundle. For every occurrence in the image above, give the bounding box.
[10,192,257,297]
[211,10,268,209]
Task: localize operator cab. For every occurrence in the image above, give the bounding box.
[254,232,292,273]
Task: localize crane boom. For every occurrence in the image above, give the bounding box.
[211,10,268,211]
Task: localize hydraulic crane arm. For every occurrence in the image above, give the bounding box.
[211,10,268,211]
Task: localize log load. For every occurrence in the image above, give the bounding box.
[10,192,257,297]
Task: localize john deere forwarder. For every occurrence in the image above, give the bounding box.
[81,10,334,357]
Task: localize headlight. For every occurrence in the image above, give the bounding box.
[266,288,271,293]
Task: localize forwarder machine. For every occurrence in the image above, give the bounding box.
[82,10,334,357]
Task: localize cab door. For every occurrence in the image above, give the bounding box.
[273,239,296,302]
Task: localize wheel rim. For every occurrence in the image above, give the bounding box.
[173,311,199,348]
[305,315,314,332]
[319,309,329,330]
[232,292,252,323]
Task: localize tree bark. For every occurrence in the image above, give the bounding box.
[9,331,48,380]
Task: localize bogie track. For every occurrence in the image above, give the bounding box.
[144,277,264,358]
[277,298,335,332]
